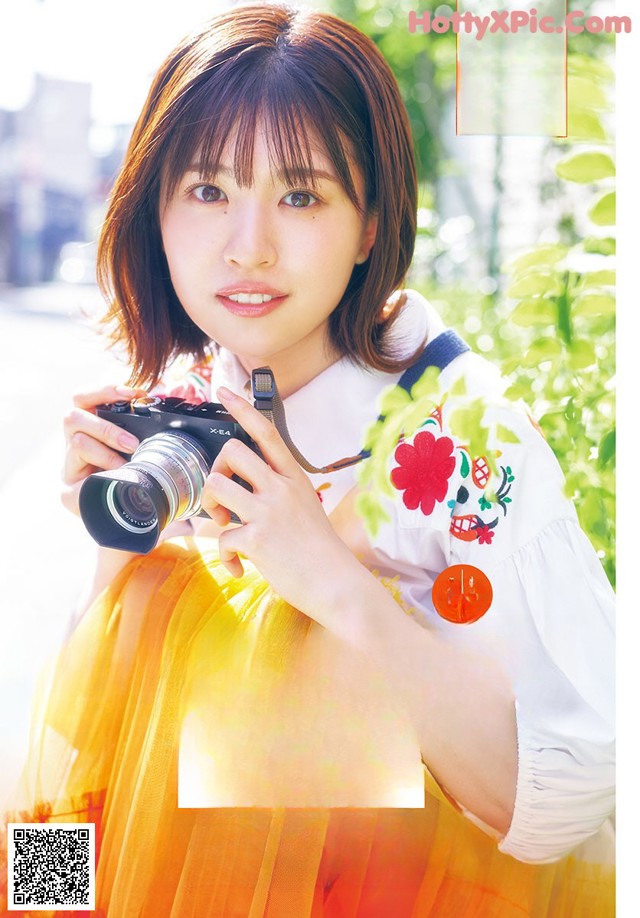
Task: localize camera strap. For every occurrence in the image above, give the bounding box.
[251,328,470,474]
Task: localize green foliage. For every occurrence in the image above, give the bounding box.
[588,191,616,226]
[331,0,616,583]
[555,151,615,183]
[409,58,616,585]
[562,53,614,146]
[502,62,615,584]
[329,0,456,185]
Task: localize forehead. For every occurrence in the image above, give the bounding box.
[160,97,361,206]
[194,124,342,182]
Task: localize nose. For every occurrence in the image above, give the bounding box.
[223,201,277,269]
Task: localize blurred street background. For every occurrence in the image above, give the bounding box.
[0,283,126,805]
[0,0,241,807]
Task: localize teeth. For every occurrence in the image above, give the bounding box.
[451,516,472,532]
[226,293,274,304]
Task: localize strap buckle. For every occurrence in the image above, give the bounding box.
[251,367,275,413]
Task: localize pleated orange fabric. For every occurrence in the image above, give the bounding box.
[2,539,614,917]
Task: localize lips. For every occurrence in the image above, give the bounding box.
[217,292,288,317]
[216,284,288,317]
[217,282,286,296]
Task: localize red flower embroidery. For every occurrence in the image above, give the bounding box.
[391,431,456,516]
[476,525,495,545]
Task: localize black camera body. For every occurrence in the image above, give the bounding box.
[79,395,258,554]
[96,395,255,460]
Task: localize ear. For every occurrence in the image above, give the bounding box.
[355,213,379,264]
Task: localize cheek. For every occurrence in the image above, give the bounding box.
[162,227,204,293]
[160,220,182,271]
[161,210,201,261]
[305,220,364,281]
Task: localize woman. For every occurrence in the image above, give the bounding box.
[6,5,614,915]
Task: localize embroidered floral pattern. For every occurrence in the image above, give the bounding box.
[476,525,495,545]
[448,446,516,545]
[471,456,491,489]
[390,430,456,515]
[389,401,518,546]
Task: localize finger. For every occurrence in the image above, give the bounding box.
[201,470,254,522]
[218,528,245,579]
[64,407,140,454]
[210,437,271,492]
[216,387,300,477]
[205,503,232,528]
[72,384,147,411]
[61,481,83,516]
[63,431,129,484]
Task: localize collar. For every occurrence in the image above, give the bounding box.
[209,290,445,473]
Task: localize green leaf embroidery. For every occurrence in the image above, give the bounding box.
[460,451,470,478]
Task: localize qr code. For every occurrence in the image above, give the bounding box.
[7,823,95,911]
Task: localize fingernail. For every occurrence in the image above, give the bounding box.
[217,386,238,401]
[119,432,139,450]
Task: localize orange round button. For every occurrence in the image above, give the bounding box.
[432,564,492,624]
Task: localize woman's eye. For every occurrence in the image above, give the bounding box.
[191,184,225,203]
[282,190,318,208]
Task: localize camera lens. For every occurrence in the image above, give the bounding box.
[79,430,213,553]
[79,468,168,553]
[106,481,158,531]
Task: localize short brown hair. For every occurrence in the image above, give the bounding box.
[98,3,418,386]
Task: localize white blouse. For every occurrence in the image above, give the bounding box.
[164,289,615,864]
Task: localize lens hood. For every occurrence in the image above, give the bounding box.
[79,466,170,554]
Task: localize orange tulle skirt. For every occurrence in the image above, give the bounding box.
[2,539,614,917]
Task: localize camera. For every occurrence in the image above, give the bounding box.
[78,395,259,554]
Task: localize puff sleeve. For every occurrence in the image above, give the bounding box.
[492,520,614,862]
[374,356,615,863]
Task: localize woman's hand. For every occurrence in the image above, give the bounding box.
[61,383,147,517]
[203,392,520,833]
[201,387,362,619]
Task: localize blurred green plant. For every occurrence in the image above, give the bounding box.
[356,46,616,585]
[413,54,615,584]
[329,0,612,190]
[499,54,616,584]
[330,0,457,184]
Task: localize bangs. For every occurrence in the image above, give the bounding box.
[160,50,367,211]
[99,4,418,384]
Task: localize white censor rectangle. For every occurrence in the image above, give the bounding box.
[460,1,566,135]
[410,1,569,136]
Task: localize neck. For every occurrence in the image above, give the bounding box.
[237,336,343,400]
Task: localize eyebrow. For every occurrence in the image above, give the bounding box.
[186,163,340,185]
